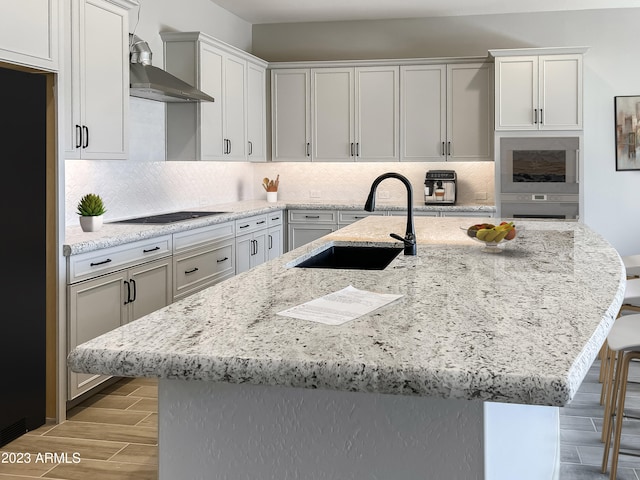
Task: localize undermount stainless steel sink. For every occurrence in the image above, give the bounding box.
[111,211,227,224]
[294,245,402,270]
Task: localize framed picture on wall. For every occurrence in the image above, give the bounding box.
[615,95,640,171]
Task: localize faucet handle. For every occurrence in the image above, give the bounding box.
[390,232,415,246]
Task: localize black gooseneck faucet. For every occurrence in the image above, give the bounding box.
[364,172,417,256]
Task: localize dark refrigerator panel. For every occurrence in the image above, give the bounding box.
[0,67,47,446]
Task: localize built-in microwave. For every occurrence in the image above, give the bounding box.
[499,137,579,195]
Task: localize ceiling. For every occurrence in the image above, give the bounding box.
[211,0,640,24]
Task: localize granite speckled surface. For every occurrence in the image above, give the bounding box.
[63,200,495,256]
[67,216,623,406]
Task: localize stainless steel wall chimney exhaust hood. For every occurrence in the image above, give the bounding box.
[129,34,214,103]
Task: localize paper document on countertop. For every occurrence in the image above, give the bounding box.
[277,285,404,325]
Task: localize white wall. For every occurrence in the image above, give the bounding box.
[253,8,640,256]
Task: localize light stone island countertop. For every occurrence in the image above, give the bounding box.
[68,216,624,407]
[63,199,495,256]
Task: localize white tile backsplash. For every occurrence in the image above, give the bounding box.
[66,100,494,226]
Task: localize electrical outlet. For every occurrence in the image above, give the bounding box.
[309,190,321,198]
[475,192,487,201]
[378,190,390,200]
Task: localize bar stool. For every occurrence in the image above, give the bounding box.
[599,278,640,407]
[623,254,640,278]
[601,314,640,479]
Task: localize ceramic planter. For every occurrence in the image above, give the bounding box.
[79,215,103,232]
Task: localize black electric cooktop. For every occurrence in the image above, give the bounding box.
[111,211,227,224]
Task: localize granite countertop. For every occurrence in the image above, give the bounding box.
[64,199,495,256]
[67,216,624,406]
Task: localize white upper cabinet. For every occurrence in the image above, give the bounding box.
[271,69,312,161]
[447,63,493,161]
[162,32,267,161]
[492,48,586,131]
[401,65,446,161]
[272,65,399,161]
[247,63,267,162]
[64,0,134,160]
[355,66,400,161]
[312,68,355,161]
[0,0,60,71]
[401,63,492,161]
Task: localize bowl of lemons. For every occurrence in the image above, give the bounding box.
[464,221,517,253]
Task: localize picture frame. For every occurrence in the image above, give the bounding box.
[615,95,640,171]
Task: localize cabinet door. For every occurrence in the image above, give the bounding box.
[447,63,492,161]
[539,55,582,130]
[199,44,224,160]
[68,270,128,399]
[356,66,399,161]
[312,68,354,161]
[400,65,446,161]
[224,55,247,160]
[271,69,311,161]
[247,62,266,162]
[494,56,537,130]
[77,0,129,159]
[267,226,283,260]
[287,224,337,251]
[128,258,173,322]
[251,231,268,268]
[235,233,253,274]
[0,0,59,70]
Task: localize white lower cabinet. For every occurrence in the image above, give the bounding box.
[287,210,338,251]
[67,256,172,400]
[267,211,284,260]
[235,213,279,274]
[236,230,267,274]
[173,221,236,300]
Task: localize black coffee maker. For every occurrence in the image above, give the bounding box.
[424,170,457,205]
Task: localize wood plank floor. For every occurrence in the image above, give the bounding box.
[2,360,639,479]
[0,377,158,480]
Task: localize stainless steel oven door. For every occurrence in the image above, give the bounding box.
[500,194,579,220]
[500,136,579,195]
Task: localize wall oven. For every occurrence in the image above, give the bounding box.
[498,136,580,219]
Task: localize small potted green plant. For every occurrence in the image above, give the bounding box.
[77,193,106,232]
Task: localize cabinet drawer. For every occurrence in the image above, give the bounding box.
[68,235,173,284]
[288,210,337,223]
[338,210,385,225]
[174,241,234,299]
[235,214,268,234]
[173,221,235,253]
[267,210,284,227]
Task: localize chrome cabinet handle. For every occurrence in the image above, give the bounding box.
[268,235,273,250]
[83,126,89,148]
[350,142,355,156]
[75,125,82,148]
[248,141,253,156]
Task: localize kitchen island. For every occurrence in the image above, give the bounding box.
[68,216,625,480]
